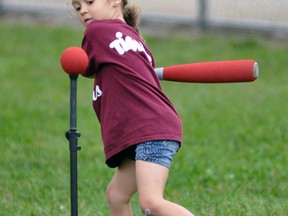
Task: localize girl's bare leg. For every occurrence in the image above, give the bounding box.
[106,159,137,216]
[136,160,194,216]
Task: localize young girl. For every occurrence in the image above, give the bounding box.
[71,0,194,215]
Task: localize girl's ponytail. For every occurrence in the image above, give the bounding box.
[122,0,141,33]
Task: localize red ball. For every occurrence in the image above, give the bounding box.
[60,47,89,75]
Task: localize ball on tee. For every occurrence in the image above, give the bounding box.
[60,47,89,75]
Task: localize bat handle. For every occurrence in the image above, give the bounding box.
[155,67,164,80]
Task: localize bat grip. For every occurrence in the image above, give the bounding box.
[154,67,164,80]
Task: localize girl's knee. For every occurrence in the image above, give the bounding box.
[106,182,130,207]
[106,182,115,205]
[106,182,119,206]
[139,196,163,214]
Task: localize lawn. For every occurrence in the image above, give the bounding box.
[0,22,287,215]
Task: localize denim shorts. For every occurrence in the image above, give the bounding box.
[134,140,180,169]
[106,140,180,168]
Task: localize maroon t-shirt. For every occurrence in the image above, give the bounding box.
[82,19,182,167]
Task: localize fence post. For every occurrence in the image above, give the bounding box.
[0,0,4,15]
[198,0,208,31]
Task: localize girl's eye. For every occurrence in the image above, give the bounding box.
[72,3,81,12]
[87,0,94,5]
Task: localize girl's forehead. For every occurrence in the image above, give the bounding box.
[72,0,95,2]
[72,0,87,6]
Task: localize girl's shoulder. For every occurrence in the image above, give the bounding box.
[85,19,128,35]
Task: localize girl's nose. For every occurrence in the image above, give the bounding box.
[80,5,88,15]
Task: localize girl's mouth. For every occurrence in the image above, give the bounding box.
[84,18,93,25]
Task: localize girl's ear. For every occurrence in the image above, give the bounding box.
[112,0,122,7]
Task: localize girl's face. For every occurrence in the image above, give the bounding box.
[72,0,123,27]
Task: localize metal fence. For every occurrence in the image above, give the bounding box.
[1,0,288,34]
[133,0,288,34]
[202,0,288,33]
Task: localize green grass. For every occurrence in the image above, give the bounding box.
[0,22,287,215]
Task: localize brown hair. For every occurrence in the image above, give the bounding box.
[122,0,141,33]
